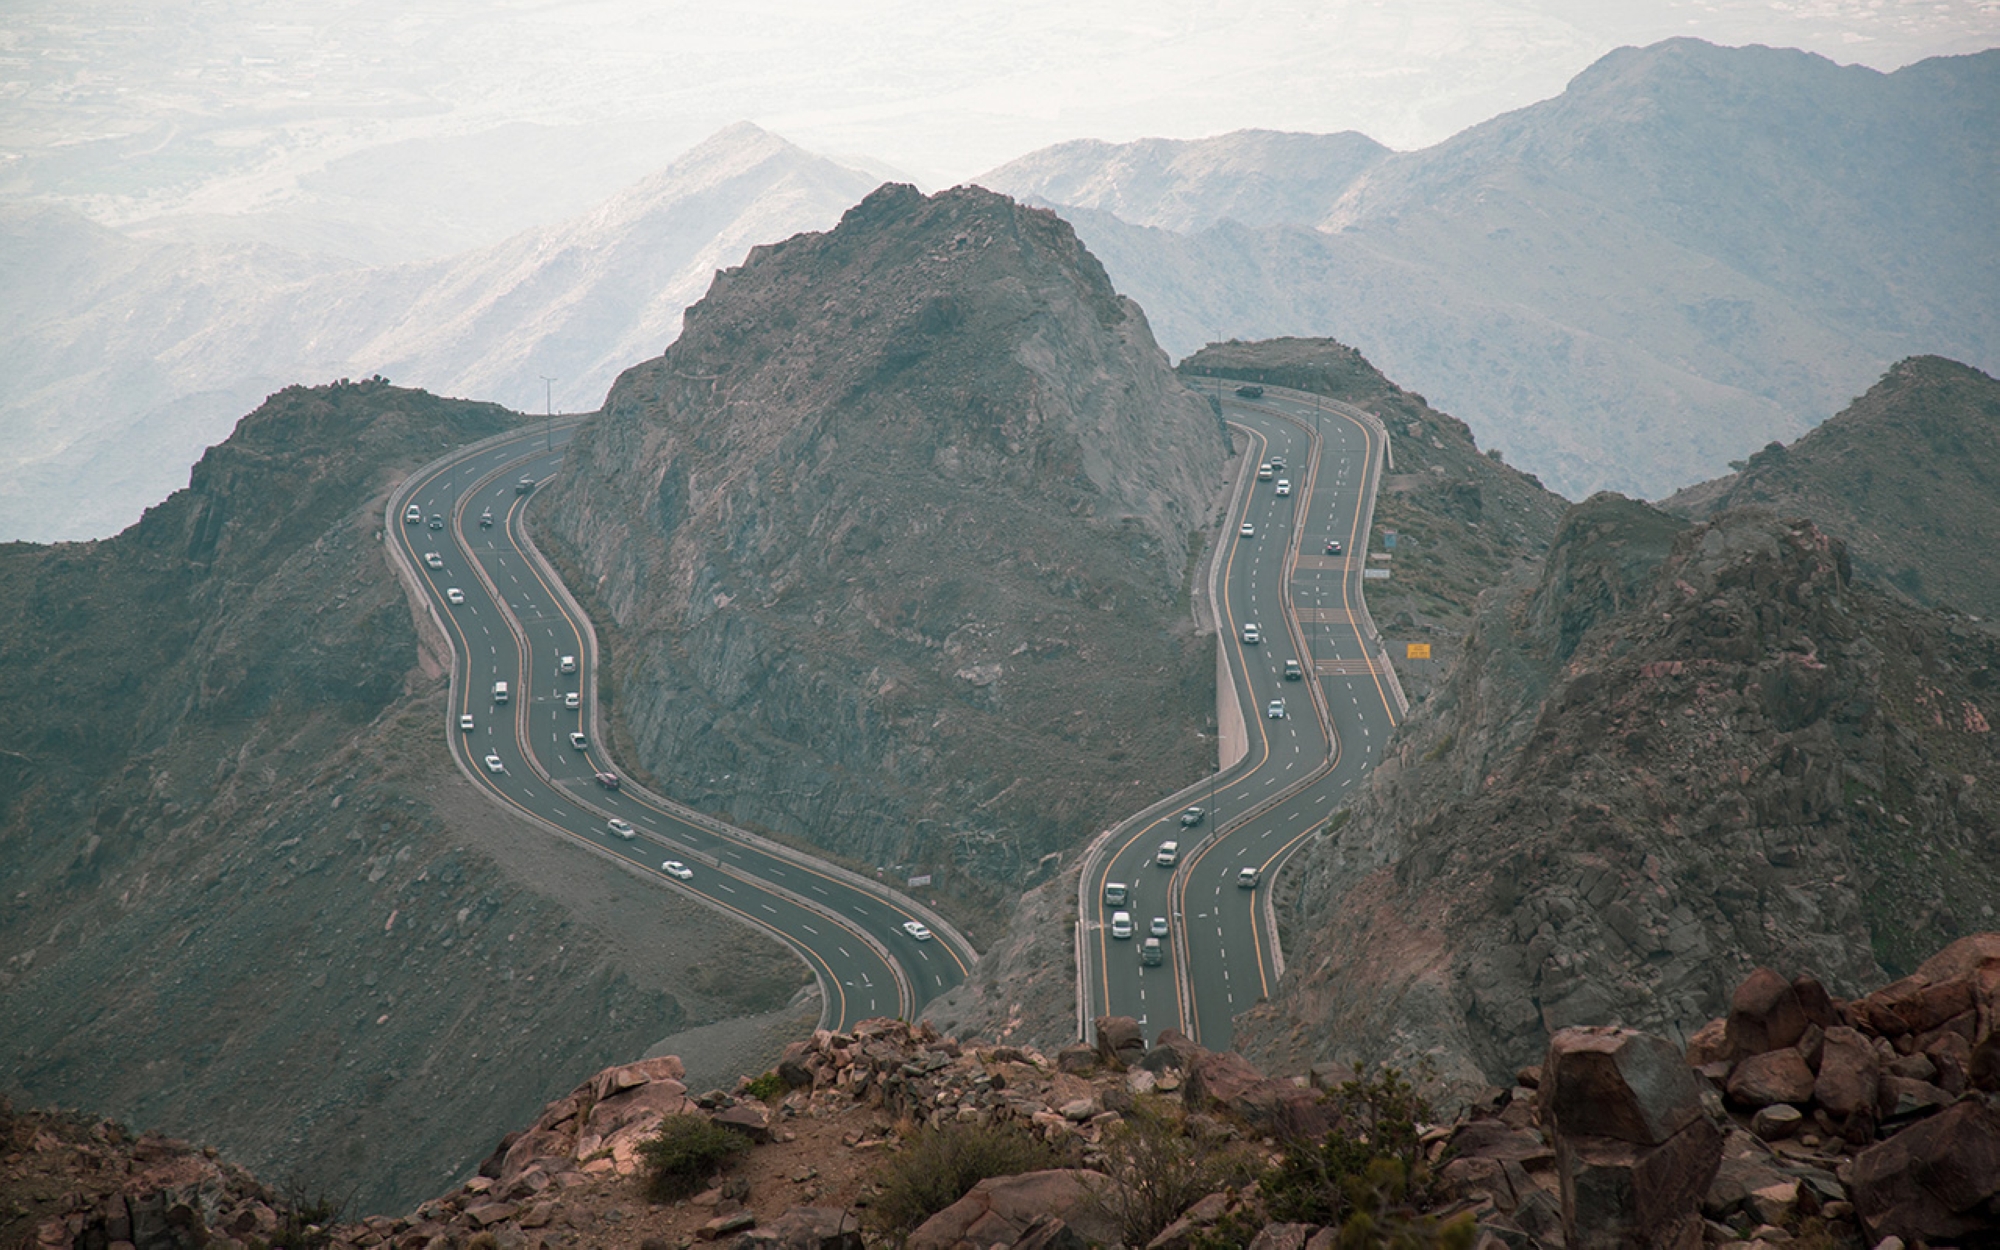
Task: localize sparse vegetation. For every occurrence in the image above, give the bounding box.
[1092,1098,1261,1245]
[742,1070,786,1102]
[637,1115,753,1201]
[866,1119,1069,1241]
[1261,1067,1442,1228]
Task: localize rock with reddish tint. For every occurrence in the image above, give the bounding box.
[1181,1050,1266,1114]
[1543,1027,1721,1249]
[1093,1015,1145,1068]
[906,1169,1126,1250]
[1724,1048,1815,1107]
[1684,1018,1730,1067]
[1724,968,1809,1060]
[736,1206,865,1248]
[1010,1212,1090,1250]
[1791,974,1838,1029]
[1972,1033,2000,1092]
[713,1103,773,1144]
[1847,1098,2000,1244]
[1139,1029,1206,1074]
[1541,1027,1705,1146]
[777,1041,816,1089]
[1055,1044,1098,1075]
[1748,1104,1802,1141]
[1812,1026,1881,1119]
[1874,1076,1949,1120]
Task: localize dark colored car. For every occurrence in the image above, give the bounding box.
[1235,385,1264,398]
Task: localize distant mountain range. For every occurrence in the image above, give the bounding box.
[6,39,1996,540]
[983,39,2000,502]
[0,125,878,542]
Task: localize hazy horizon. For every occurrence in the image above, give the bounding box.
[5,1,1995,265]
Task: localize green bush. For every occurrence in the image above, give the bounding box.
[1261,1067,1443,1228]
[867,1119,1068,1240]
[637,1115,753,1201]
[742,1070,786,1102]
[1093,1098,1262,1246]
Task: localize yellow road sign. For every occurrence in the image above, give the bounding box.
[1406,643,1432,660]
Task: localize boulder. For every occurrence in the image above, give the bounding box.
[734,1206,864,1249]
[1791,974,1839,1029]
[1874,1075,1948,1120]
[1247,1224,1318,1250]
[1540,1027,1705,1145]
[1055,1045,1098,1075]
[1684,1018,1730,1067]
[1543,1027,1721,1249]
[1181,1050,1267,1116]
[906,1169,1126,1250]
[777,1041,816,1090]
[713,1104,773,1144]
[1972,1032,2000,1093]
[1140,1029,1207,1074]
[1812,1026,1880,1118]
[1847,1098,2000,1244]
[1724,1048,1815,1107]
[1009,1213,1089,1250]
[1094,1016,1146,1068]
[1748,1105,1802,1142]
[1724,968,1809,1060]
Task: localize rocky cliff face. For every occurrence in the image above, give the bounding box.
[1666,356,2000,620]
[1237,497,2000,1100]
[539,184,1228,902]
[0,381,802,1213]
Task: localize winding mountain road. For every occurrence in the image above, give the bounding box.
[386,423,976,1032]
[1080,386,1403,1050]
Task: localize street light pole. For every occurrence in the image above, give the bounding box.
[540,375,557,450]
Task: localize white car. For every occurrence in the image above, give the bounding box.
[1275,479,1291,496]
[559,655,577,674]
[564,692,580,709]
[569,731,588,750]
[1104,881,1128,905]
[662,860,694,880]
[1109,911,1134,940]
[445,587,465,605]
[608,818,635,839]
[1256,463,1274,481]
[1268,698,1287,719]
[1238,867,1261,889]
[1242,623,1261,645]
[423,552,444,569]
[1150,916,1170,937]
[459,714,475,732]
[1156,841,1180,866]
[482,754,504,773]
[404,504,422,523]
[1239,522,1255,538]
[902,921,933,941]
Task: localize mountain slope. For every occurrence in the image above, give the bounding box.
[981,41,2000,501]
[538,184,1228,915]
[1664,356,2000,619]
[1235,485,2000,1102]
[982,129,1388,233]
[0,124,879,544]
[0,382,801,1211]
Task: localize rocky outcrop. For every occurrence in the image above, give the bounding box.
[1668,356,2000,620]
[1237,494,2000,1097]
[540,182,1228,890]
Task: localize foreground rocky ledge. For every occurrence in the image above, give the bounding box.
[9,935,1996,1248]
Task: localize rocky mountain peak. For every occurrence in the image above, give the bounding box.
[540,182,1226,890]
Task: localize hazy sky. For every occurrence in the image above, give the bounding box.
[4,0,1996,251]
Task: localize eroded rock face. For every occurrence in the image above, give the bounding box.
[1541,1027,1722,1250]
[540,183,1226,884]
[1236,496,2000,1099]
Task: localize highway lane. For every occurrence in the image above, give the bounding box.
[1084,389,1399,1051]
[386,425,973,1029]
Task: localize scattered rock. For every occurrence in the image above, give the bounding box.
[1846,1098,2000,1244]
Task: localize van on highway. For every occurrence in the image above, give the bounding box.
[492,681,509,703]
[1104,881,1128,906]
